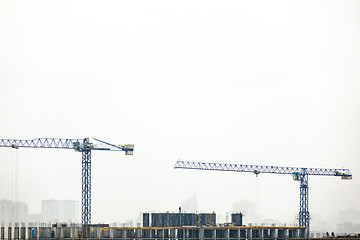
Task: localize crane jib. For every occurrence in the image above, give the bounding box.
[174,161,352,177]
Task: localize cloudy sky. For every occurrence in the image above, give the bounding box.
[0,0,359,225]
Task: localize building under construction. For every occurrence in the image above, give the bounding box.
[1,213,311,239]
[143,212,217,227]
[2,224,307,240]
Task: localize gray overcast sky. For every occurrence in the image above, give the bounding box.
[0,0,359,225]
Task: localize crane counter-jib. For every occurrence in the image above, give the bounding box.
[0,138,82,149]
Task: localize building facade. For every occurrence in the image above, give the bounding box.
[41,200,79,223]
[0,200,29,225]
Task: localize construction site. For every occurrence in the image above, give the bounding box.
[2,0,360,238]
[2,212,308,239]
[2,225,307,240]
[0,138,356,239]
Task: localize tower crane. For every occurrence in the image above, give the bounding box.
[0,137,134,225]
[174,160,352,237]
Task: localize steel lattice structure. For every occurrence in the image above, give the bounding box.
[0,138,134,225]
[174,160,352,237]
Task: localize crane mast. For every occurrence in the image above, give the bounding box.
[174,160,351,237]
[0,137,134,225]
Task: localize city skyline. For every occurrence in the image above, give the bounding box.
[0,199,79,225]
[1,197,359,235]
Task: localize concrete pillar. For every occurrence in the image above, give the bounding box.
[164,228,170,240]
[111,228,118,238]
[112,228,117,239]
[100,227,110,238]
[246,229,252,239]
[277,229,285,240]
[54,227,61,239]
[39,227,51,239]
[210,229,216,239]
[8,227,12,240]
[120,228,125,239]
[134,228,137,239]
[299,228,305,238]
[188,229,197,240]
[160,228,164,239]
[122,228,127,239]
[129,228,135,239]
[20,227,25,240]
[259,229,264,240]
[176,228,184,240]
[225,228,229,240]
[137,228,142,239]
[229,229,239,239]
[269,229,276,239]
[170,228,176,239]
[239,229,246,240]
[69,227,76,238]
[88,227,96,238]
[159,228,164,239]
[97,227,101,238]
[152,229,156,239]
[153,228,158,239]
[262,229,268,240]
[289,229,297,238]
[95,227,100,239]
[150,229,155,240]
[75,227,81,238]
[141,228,148,240]
[251,229,261,240]
[109,228,114,239]
[181,228,186,240]
[199,228,204,240]
[88,227,95,239]
[14,227,19,240]
[61,227,70,239]
[81,225,88,239]
[151,228,155,240]
[37,228,42,239]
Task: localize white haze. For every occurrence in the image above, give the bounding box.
[0,0,359,228]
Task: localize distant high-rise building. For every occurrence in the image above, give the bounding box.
[29,214,42,223]
[181,194,197,212]
[233,200,257,224]
[0,200,29,224]
[41,200,79,223]
[339,208,360,224]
